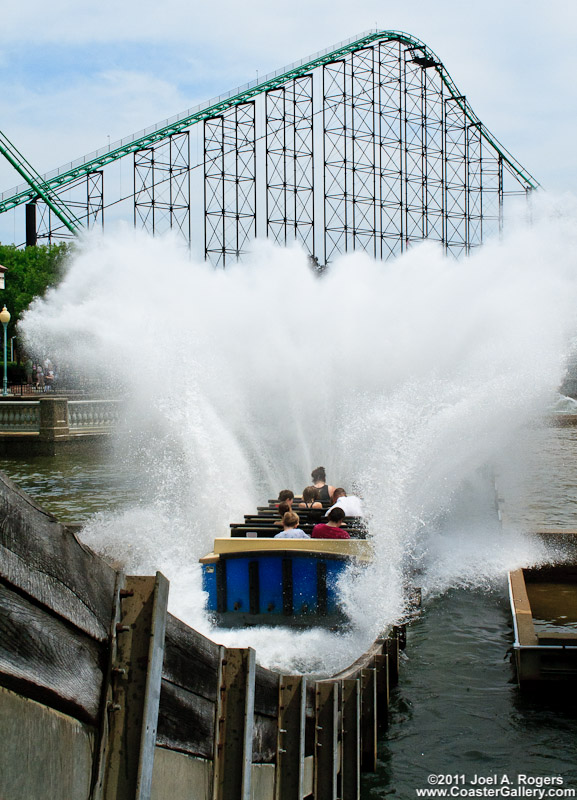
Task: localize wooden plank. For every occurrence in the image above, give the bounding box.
[275,675,306,800]
[0,469,117,640]
[331,641,384,681]
[212,647,256,800]
[157,681,216,758]
[304,682,316,758]
[0,581,104,722]
[101,573,169,800]
[253,712,278,764]
[360,665,377,773]
[159,648,278,762]
[385,636,399,687]
[251,764,276,800]
[162,613,222,700]
[341,679,360,800]
[509,569,538,646]
[303,756,314,798]
[374,653,389,728]
[0,686,94,800]
[255,663,280,717]
[150,748,211,800]
[314,682,338,800]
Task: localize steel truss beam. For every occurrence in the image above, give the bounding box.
[323,48,379,263]
[265,76,314,254]
[0,29,538,218]
[35,171,103,244]
[0,31,537,265]
[378,41,404,259]
[201,38,533,266]
[134,132,191,243]
[403,47,444,249]
[204,103,256,267]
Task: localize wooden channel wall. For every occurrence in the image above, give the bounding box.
[0,470,402,800]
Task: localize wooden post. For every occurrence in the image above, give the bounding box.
[212,647,256,800]
[394,623,407,650]
[275,675,306,800]
[386,636,400,687]
[100,572,170,800]
[341,679,360,800]
[314,682,338,800]
[360,664,377,773]
[374,653,389,728]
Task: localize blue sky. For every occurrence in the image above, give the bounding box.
[0,0,574,242]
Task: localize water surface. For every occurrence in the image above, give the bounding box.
[2,422,577,794]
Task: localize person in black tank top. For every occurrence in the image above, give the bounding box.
[311,466,336,504]
[298,486,323,510]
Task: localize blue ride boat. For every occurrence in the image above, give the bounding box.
[200,508,372,627]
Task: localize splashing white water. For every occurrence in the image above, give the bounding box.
[19,194,577,672]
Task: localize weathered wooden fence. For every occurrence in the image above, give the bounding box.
[0,469,402,800]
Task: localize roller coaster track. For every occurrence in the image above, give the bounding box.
[0,131,82,232]
[0,28,539,218]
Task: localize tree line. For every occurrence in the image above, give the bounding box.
[0,243,71,356]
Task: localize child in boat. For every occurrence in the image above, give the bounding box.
[274,511,310,539]
[277,489,295,507]
[298,486,323,509]
[311,467,336,503]
[311,507,350,539]
[274,501,292,526]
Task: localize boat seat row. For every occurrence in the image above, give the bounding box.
[229,525,368,539]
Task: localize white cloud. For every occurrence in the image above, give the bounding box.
[0,69,194,192]
[0,0,575,236]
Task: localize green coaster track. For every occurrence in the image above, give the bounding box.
[0,28,539,232]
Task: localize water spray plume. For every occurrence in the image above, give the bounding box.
[18,196,577,672]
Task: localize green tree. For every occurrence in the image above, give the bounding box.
[0,243,72,358]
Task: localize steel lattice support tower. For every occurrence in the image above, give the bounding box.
[34,172,103,245]
[323,59,348,261]
[204,103,256,267]
[377,41,404,259]
[443,96,468,257]
[402,48,445,247]
[35,171,104,244]
[265,77,314,254]
[134,132,191,243]
[0,31,538,259]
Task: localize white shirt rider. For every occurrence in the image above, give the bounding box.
[326,493,363,518]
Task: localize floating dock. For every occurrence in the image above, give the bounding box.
[509,563,577,686]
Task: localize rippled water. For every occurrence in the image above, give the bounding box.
[362,420,577,797]
[2,420,577,795]
[497,424,577,529]
[0,445,143,523]
[362,588,577,798]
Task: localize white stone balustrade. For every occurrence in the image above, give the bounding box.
[68,400,121,431]
[0,399,119,435]
[0,402,40,431]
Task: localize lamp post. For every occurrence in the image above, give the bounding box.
[0,306,10,396]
